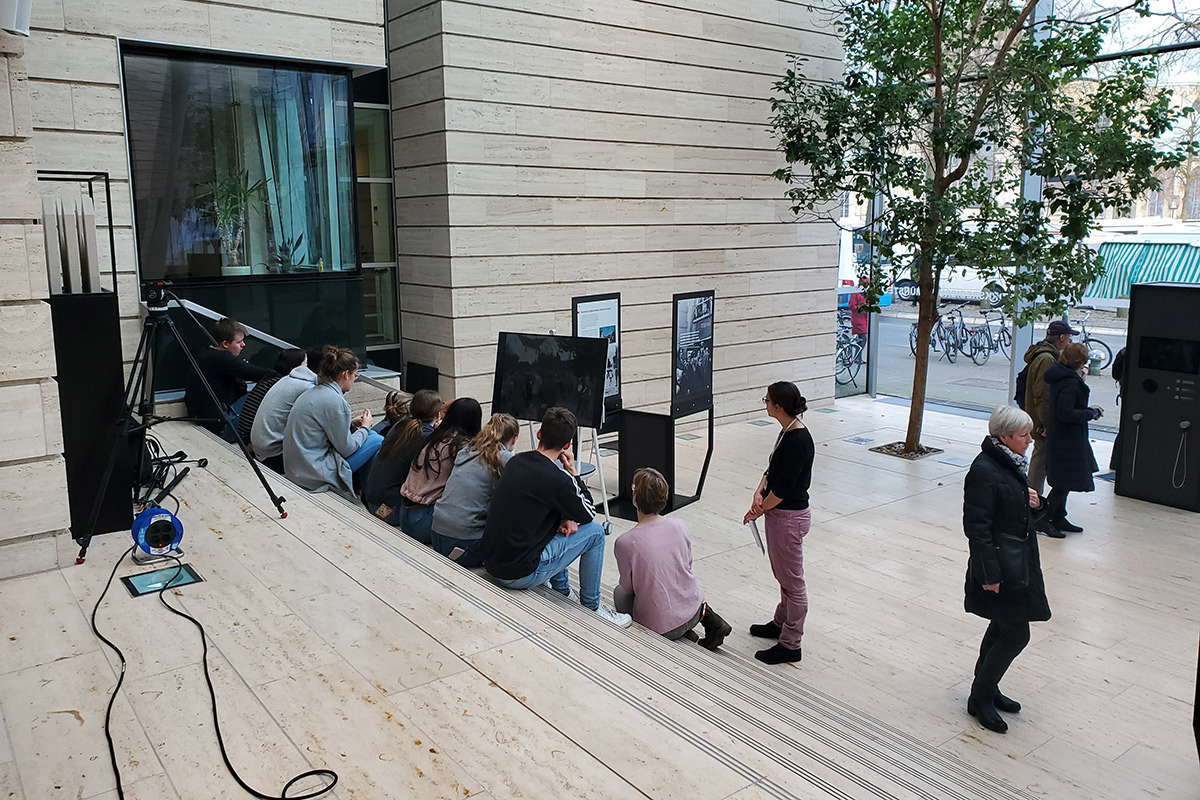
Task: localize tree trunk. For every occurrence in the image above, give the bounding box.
[904,247,938,452]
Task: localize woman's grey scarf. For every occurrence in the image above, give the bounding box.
[990,435,1029,476]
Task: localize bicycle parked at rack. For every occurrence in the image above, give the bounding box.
[967,307,1013,366]
[910,303,968,363]
[1066,307,1114,371]
[943,303,979,362]
[836,309,864,386]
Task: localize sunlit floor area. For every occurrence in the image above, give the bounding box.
[1,395,1196,800]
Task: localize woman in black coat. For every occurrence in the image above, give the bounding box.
[1043,343,1103,536]
[963,406,1051,734]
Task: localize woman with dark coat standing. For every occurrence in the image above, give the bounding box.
[1042,343,1103,537]
[963,405,1051,734]
[743,381,814,665]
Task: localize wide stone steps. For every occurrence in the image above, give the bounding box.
[159,422,1032,800]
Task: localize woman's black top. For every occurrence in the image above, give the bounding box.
[763,427,815,510]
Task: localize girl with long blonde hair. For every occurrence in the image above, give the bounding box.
[430,413,520,566]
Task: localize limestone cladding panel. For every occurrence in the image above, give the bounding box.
[0,140,40,220]
[0,303,56,383]
[0,382,64,462]
[403,0,837,415]
[0,458,72,540]
[0,34,69,556]
[0,224,51,301]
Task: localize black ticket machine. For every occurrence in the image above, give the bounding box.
[1116,282,1200,512]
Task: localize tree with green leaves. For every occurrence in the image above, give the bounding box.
[770,0,1195,453]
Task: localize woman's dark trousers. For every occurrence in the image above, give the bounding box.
[971,618,1031,702]
[1045,487,1071,525]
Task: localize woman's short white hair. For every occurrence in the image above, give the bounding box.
[989,405,1033,438]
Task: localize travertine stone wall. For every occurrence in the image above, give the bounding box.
[390,0,841,417]
[23,0,387,361]
[0,31,69,578]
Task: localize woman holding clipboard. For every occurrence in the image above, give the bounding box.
[743,381,815,665]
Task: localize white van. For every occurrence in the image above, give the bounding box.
[839,227,1003,306]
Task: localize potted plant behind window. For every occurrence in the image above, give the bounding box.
[260,233,306,274]
[205,169,265,276]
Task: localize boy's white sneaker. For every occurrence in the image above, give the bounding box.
[595,604,632,628]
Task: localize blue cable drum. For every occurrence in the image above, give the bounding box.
[131,507,183,555]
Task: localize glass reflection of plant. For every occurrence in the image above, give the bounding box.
[205,169,265,267]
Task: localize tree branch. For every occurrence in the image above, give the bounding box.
[945,0,1040,187]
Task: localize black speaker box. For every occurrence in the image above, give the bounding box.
[49,292,133,538]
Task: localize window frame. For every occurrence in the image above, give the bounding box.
[119,41,362,286]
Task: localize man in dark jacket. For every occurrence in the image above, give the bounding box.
[184,317,270,440]
[1023,320,1077,495]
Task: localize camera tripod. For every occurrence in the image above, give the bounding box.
[75,286,288,563]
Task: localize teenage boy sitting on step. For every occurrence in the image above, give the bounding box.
[481,406,631,627]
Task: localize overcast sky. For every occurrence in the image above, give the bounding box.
[1095,0,1200,82]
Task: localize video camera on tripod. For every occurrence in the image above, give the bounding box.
[75,280,288,563]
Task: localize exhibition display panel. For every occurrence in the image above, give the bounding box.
[572,292,622,433]
[491,332,608,430]
[672,290,715,418]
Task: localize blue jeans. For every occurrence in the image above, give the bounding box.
[493,520,605,610]
[220,393,251,443]
[398,503,435,544]
[430,531,483,568]
[347,429,384,473]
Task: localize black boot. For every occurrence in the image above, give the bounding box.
[994,691,1021,713]
[1035,513,1064,538]
[755,642,802,664]
[1054,517,1083,533]
[698,605,732,650]
[749,620,782,639]
[967,695,1008,733]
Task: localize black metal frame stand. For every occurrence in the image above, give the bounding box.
[75,294,288,562]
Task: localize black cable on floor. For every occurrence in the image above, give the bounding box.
[89,544,137,800]
[90,547,339,799]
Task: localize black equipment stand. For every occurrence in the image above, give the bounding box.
[608,407,714,521]
[75,287,287,563]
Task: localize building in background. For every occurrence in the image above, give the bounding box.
[1,0,839,575]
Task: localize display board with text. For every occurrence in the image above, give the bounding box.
[572,293,622,425]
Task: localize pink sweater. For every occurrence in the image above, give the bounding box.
[613,517,705,634]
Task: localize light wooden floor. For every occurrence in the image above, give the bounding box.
[1,396,1197,800]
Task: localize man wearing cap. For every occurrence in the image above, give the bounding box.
[1024,319,1077,495]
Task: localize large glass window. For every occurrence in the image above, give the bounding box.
[123,49,356,280]
[354,92,398,348]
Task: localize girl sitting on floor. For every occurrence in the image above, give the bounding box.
[364,389,442,525]
[613,468,731,649]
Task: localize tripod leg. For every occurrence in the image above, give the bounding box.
[162,316,288,518]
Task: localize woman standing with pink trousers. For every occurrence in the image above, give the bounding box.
[743,381,814,665]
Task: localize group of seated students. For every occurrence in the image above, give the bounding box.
[184,318,383,502]
[186,318,731,644]
[364,397,732,644]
